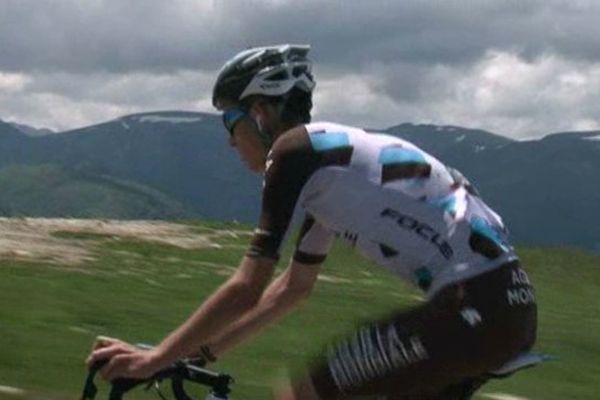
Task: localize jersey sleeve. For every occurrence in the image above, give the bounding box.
[246,127,331,264]
[294,215,336,264]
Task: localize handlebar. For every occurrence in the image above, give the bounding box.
[81,347,234,400]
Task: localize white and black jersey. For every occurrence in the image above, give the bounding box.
[247,122,517,296]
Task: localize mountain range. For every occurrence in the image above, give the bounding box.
[1,112,598,253]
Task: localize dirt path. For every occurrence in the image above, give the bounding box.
[0,217,245,266]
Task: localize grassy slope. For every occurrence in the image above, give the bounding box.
[0,164,193,219]
[0,222,599,399]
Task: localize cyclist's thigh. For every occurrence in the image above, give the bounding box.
[309,273,534,399]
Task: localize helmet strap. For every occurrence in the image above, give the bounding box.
[245,94,291,152]
[253,95,291,151]
[252,113,274,150]
[239,97,274,151]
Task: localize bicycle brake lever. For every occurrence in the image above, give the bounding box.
[82,358,156,400]
[109,378,150,400]
[81,359,109,400]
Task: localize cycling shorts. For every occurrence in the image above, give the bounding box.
[309,260,537,399]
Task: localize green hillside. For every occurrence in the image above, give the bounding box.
[0,219,598,399]
[0,164,195,219]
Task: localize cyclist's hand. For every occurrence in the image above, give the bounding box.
[86,336,133,367]
[88,336,133,354]
[85,336,163,381]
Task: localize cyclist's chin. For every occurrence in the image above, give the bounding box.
[247,163,265,173]
[242,158,265,173]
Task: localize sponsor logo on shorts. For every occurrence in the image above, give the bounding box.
[328,325,429,392]
[506,267,536,306]
[460,307,483,327]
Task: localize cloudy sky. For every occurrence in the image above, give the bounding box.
[1,0,599,139]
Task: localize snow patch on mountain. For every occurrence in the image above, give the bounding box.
[582,134,600,141]
[136,115,204,124]
[434,125,459,132]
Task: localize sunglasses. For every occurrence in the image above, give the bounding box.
[222,108,248,136]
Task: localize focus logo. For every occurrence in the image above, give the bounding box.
[380,208,454,260]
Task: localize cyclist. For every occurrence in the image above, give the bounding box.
[87,44,537,399]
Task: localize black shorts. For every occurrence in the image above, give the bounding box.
[309,261,537,399]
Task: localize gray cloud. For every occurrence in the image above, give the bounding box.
[314,51,600,138]
[2,0,600,74]
[0,70,214,130]
[23,70,212,106]
[0,0,599,137]
[0,0,224,73]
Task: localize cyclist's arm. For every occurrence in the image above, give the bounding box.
[207,127,337,357]
[153,254,277,366]
[209,258,321,356]
[162,127,332,360]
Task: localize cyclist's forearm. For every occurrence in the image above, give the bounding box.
[155,281,254,363]
[155,256,275,365]
[210,265,317,356]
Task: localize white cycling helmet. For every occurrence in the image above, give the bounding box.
[212,44,315,110]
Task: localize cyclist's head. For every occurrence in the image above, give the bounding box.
[213,44,315,148]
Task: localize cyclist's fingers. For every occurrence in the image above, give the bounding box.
[90,335,122,351]
[101,353,130,381]
[86,342,132,368]
[89,336,116,355]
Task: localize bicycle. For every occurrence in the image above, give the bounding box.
[81,344,234,400]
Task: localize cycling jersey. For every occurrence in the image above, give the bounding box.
[247,122,518,296]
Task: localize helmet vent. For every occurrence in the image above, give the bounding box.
[266,70,288,81]
[292,65,309,77]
